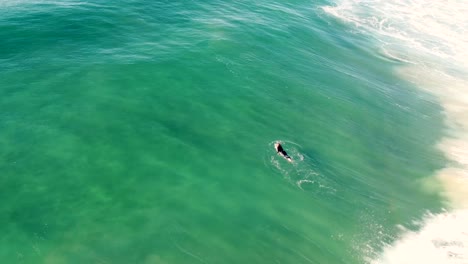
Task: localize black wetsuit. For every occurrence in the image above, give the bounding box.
[277,144,291,159]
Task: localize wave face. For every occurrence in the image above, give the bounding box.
[324,0,468,263]
[0,0,463,263]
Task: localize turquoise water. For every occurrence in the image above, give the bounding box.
[0,1,454,263]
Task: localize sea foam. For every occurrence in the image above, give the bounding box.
[323,0,468,263]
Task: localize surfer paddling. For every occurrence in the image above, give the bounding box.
[274,142,292,162]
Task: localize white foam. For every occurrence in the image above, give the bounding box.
[324,0,468,262]
[322,0,468,70]
[372,210,468,264]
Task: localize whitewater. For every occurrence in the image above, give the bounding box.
[324,0,468,263]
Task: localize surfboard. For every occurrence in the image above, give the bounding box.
[281,153,293,162]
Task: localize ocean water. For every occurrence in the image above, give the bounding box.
[0,0,466,263]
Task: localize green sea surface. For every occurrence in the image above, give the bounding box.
[0,1,446,263]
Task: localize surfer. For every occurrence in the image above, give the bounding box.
[274,142,292,162]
